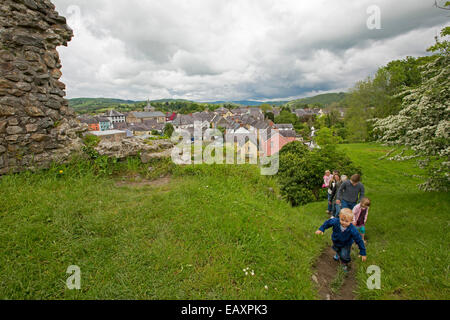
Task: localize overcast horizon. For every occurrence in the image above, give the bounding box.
[52,0,449,102]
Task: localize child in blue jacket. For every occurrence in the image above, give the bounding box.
[315,208,367,271]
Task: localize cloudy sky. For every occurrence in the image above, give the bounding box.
[52,0,448,102]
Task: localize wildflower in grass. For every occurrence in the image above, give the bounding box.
[264,285,268,290]
[243,267,252,276]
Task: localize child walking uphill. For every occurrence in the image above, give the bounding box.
[315,209,367,272]
[352,198,371,241]
[323,170,332,188]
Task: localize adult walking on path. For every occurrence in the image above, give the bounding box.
[336,174,365,210]
[329,173,343,217]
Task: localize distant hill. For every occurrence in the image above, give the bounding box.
[205,100,288,106]
[68,93,348,114]
[69,98,139,107]
[68,98,196,114]
[68,98,141,114]
[204,94,347,107]
[286,92,348,108]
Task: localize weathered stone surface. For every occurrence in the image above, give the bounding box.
[9,89,26,97]
[94,137,174,161]
[37,117,54,129]
[25,105,45,117]
[26,123,38,132]
[13,34,45,49]
[0,97,22,108]
[4,74,21,82]
[24,51,41,62]
[7,126,23,134]
[43,52,56,68]
[6,135,19,142]
[0,0,84,175]
[0,105,15,116]
[141,149,173,164]
[50,68,62,79]
[16,82,32,92]
[29,142,44,153]
[44,97,61,109]
[8,144,17,152]
[8,118,19,126]
[0,80,13,89]
[0,62,14,74]
[0,120,7,132]
[31,133,47,142]
[22,0,39,11]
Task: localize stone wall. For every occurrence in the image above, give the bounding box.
[0,0,85,174]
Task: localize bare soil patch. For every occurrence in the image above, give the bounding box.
[312,246,358,300]
[114,176,172,188]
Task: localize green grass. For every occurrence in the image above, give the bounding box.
[0,143,448,299]
[330,267,346,295]
[0,163,325,299]
[336,143,450,300]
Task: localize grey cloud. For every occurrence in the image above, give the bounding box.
[52,0,449,101]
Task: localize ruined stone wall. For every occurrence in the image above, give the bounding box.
[0,0,85,174]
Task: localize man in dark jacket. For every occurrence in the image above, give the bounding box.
[336,174,365,210]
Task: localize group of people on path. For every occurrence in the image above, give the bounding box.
[316,170,371,272]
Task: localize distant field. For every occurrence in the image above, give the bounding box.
[0,143,448,299]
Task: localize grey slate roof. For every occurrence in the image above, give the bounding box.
[97,117,110,123]
[273,124,294,130]
[279,130,298,138]
[131,111,166,118]
[250,120,271,130]
[192,112,214,122]
[173,114,194,126]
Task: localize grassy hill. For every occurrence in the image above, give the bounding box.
[0,144,448,299]
[67,92,348,114]
[68,98,142,114]
[205,100,288,106]
[287,92,348,108]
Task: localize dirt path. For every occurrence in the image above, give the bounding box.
[312,246,358,300]
[114,176,171,188]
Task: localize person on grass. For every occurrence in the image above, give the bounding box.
[336,174,365,210]
[329,172,342,218]
[323,170,333,214]
[352,197,371,242]
[326,173,337,215]
[315,209,367,272]
[323,170,332,188]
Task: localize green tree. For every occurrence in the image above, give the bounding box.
[277,142,361,206]
[265,112,275,122]
[275,110,298,124]
[164,123,174,138]
[344,105,369,143]
[315,127,342,147]
[260,104,273,113]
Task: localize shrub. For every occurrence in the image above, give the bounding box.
[277,142,361,206]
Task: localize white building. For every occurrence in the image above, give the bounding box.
[106,110,126,124]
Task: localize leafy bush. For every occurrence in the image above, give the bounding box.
[277,142,361,206]
[82,134,101,147]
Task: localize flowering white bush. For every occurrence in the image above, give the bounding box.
[373,52,449,191]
